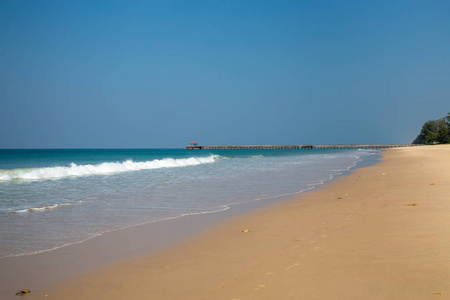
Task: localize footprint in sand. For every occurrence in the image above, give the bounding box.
[254,284,266,291]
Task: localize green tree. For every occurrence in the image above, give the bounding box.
[413,120,438,144]
[446,113,450,131]
[413,113,450,144]
[437,114,450,144]
[437,118,450,144]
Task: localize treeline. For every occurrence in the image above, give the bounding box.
[413,113,450,144]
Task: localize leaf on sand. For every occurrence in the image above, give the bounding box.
[15,290,31,296]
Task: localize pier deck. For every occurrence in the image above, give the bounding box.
[186,144,414,150]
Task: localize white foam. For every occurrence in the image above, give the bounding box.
[15,203,74,213]
[0,155,219,181]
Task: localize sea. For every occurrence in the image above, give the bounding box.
[0,148,380,258]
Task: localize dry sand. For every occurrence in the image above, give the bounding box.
[9,145,450,299]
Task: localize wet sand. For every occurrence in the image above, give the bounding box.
[5,145,450,299]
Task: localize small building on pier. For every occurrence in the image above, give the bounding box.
[187,142,203,150]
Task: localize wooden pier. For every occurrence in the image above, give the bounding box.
[186,144,414,150]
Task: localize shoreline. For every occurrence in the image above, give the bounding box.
[0,188,294,297]
[0,149,380,260]
[0,150,380,298]
[0,148,375,260]
[4,145,450,299]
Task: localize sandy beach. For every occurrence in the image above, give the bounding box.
[5,145,450,299]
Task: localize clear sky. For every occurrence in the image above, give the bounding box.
[1,0,449,148]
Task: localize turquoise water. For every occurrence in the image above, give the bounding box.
[0,148,380,257]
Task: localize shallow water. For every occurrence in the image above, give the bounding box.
[0,148,380,257]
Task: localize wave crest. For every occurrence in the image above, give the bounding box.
[0,155,219,181]
[14,203,75,213]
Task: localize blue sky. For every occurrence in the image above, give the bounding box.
[1,0,449,148]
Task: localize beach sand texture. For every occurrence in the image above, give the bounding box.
[16,145,450,299]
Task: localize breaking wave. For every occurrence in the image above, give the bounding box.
[14,202,76,213]
[0,155,219,181]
